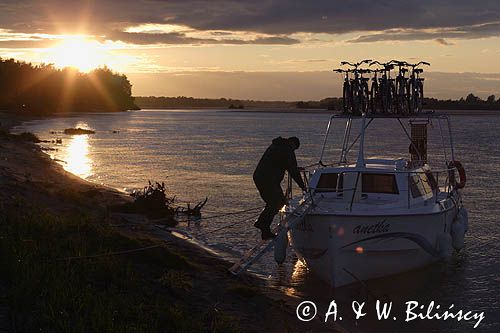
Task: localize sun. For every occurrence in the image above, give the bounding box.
[44,37,109,72]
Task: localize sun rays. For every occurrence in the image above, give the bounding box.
[42,37,108,72]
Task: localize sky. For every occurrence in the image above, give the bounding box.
[1,0,500,100]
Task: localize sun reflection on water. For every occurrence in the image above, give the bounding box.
[283,259,309,297]
[64,134,92,178]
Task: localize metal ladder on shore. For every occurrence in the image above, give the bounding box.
[228,195,319,276]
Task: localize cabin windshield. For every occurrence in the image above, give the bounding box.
[362,173,399,194]
[315,172,399,194]
[316,173,343,192]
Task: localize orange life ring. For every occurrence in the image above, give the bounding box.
[448,160,466,189]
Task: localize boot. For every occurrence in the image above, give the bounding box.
[260,228,277,240]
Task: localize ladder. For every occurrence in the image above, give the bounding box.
[228,196,319,276]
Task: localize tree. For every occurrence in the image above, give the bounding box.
[0,58,137,113]
[465,93,481,104]
[486,95,496,103]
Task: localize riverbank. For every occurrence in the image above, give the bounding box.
[0,111,338,332]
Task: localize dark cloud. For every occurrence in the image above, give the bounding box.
[107,31,299,45]
[0,1,499,45]
[349,22,500,43]
[0,39,57,48]
[434,38,453,46]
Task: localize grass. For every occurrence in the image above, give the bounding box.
[15,131,41,143]
[0,128,40,143]
[0,203,241,332]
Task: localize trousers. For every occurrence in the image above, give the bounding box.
[254,179,286,229]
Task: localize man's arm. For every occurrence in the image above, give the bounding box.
[286,151,307,191]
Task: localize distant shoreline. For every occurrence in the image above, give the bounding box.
[224,108,500,116]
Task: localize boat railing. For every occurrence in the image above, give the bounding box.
[317,113,456,168]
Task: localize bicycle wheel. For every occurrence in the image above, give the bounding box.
[361,81,370,114]
[407,79,416,114]
[370,81,379,114]
[396,78,406,114]
[389,82,397,114]
[351,81,361,115]
[342,82,351,114]
[380,81,388,114]
[416,81,424,113]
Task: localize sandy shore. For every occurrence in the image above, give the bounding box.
[0,111,339,332]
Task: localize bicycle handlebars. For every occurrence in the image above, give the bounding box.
[389,60,408,66]
[341,59,372,68]
[335,59,430,76]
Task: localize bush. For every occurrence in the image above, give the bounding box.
[115,181,177,224]
[16,131,40,142]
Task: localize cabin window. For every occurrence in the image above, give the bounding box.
[362,173,399,194]
[316,173,343,192]
[410,173,433,198]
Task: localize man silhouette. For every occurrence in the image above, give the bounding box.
[253,136,306,239]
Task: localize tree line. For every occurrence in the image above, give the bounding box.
[136,95,500,111]
[0,58,137,114]
[134,96,294,109]
[424,93,500,110]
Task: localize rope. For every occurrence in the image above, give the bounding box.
[56,244,164,261]
[58,200,264,260]
[198,206,263,220]
[195,213,261,238]
[171,199,262,215]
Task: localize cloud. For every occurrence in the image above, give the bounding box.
[106,31,299,45]
[0,39,57,48]
[434,38,452,46]
[348,22,500,43]
[0,1,499,46]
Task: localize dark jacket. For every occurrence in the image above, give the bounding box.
[253,137,306,189]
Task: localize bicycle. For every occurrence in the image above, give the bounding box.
[406,61,430,114]
[370,61,396,114]
[333,68,353,114]
[358,68,372,114]
[340,59,372,115]
[390,60,410,114]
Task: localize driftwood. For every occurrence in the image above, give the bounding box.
[110,181,208,226]
[177,197,208,217]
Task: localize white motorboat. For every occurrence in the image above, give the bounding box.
[282,113,468,288]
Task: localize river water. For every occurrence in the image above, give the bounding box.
[17,109,500,332]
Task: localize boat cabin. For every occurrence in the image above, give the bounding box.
[307,158,441,211]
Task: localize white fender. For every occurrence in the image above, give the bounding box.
[436,233,453,260]
[451,222,465,250]
[274,229,288,264]
[451,207,468,250]
[459,207,469,233]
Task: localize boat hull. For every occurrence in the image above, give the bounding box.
[288,208,457,287]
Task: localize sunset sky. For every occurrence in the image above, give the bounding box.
[1,0,499,100]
